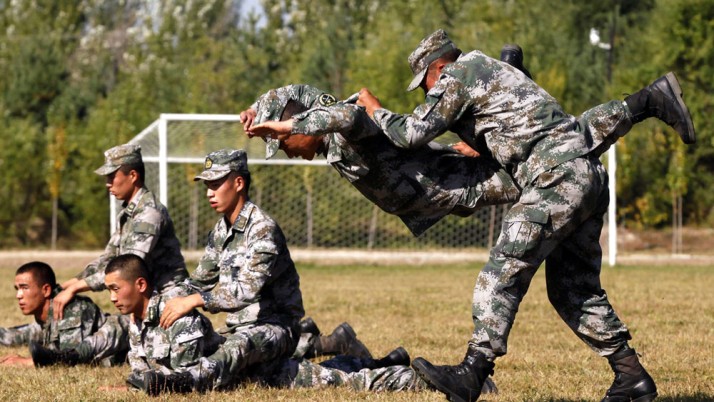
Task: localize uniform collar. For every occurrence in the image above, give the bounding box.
[121,186,148,217]
[225,200,255,233]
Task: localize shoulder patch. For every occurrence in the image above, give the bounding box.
[318,93,337,107]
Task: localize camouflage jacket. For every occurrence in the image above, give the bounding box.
[78,187,188,292]
[44,286,107,350]
[1,286,106,349]
[127,286,223,386]
[373,50,608,188]
[189,201,304,330]
[253,84,518,236]
[0,322,42,347]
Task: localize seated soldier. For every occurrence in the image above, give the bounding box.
[0,261,127,367]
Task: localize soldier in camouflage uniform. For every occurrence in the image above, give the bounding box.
[53,144,189,319]
[99,254,224,392]
[355,30,696,402]
[143,148,305,394]
[31,144,189,368]
[0,261,121,367]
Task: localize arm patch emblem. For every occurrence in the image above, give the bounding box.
[318,93,337,107]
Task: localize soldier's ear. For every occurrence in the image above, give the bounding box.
[41,283,52,298]
[234,175,246,194]
[135,277,149,293]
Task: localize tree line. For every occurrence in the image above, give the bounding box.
[0,0,711,249]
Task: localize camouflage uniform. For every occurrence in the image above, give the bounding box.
[126,285,223,388]
[0,322,42,346]
[373,30,635,359]
[264,355,426,392]
[186,150,305,390]
[77,186,188,293]
[252,85,630,237]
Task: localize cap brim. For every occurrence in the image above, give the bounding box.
[94,164,120,176]
[407,67,428,92]
[193,169,231,182]
[265,139,280,159]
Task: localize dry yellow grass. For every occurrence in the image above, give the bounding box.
[0,262,712,401]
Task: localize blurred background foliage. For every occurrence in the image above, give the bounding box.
[0,0,711,248]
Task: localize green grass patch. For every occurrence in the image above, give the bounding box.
[1,263,712,401]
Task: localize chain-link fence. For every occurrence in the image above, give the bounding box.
[120,114,508,252]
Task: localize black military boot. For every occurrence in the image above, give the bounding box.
[143,370,195,396]
[314,322,373,359]
[30,341,81,367]
[624,72,696,144]
[412,346,495,402]
[601,348,657,402]
[367,346,411,369]
[500,44,533,79]
[299,317,321,336]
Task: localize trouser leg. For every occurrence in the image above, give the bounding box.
[273,356,427,392]
[545,178,631,356]
[188,323,296,390]
[470,157,611,359]
[578,100,634,158]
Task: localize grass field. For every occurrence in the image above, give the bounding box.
[1,262,712,401]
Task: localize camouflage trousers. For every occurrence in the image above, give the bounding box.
[471,155,631,359]
[265,355,426,392]
[76,314,131,366]
[186,322,297,390]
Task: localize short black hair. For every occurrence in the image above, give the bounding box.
[16,261,56,288]
[119,162,145,184]
[105,254,152,287]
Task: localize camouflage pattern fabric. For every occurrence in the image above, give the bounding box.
[184,200,304,390]
[77,187,188,293]
[252,84,519,236]
[372,50,631,188]
[127,285,223,388]
[75,313,131,366]
[470,156,631,359]
[43,285,107,351]
[186,322,297,390]
[268,355,427,392]
[291,326,317,359]
[189,200,304,329]
[0,322,42,346]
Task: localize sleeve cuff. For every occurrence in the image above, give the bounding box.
[84,272,106,291]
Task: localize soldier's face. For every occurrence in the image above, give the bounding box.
[106,169,137,201]
[105,271,144,316]
[14,273,50,316]
[279,134,323,160]
[205,173,243,217]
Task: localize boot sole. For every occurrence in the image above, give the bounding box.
[664,72,696,144]
[412,358,479,402]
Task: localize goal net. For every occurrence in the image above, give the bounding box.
[114,114,510,253]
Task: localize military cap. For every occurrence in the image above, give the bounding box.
[255,90,311,159]
[406,29,459,92]
[194,149,249,181]
[94,144,143,175]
